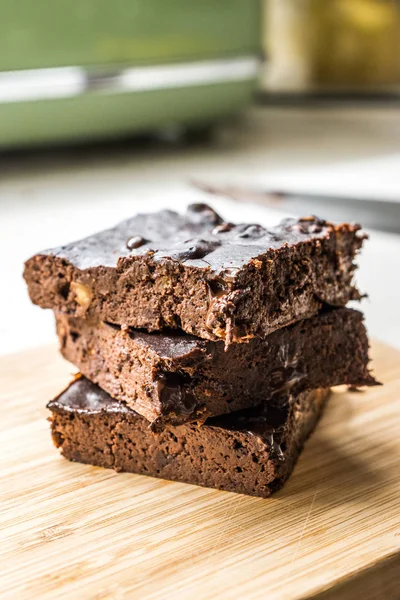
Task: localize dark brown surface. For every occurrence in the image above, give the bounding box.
[55,308,377,429]
[24,204,365,345]
[48,378,330,498]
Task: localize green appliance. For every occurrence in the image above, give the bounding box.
[0,0,261,147]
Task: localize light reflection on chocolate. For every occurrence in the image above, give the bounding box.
[212,222,235,234]
[126,235,147,250]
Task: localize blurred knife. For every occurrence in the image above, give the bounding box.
[194,182,400,234]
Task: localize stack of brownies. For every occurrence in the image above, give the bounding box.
[24,203,377,498]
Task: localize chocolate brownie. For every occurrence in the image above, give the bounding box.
[55,308,376,429]
[48,378,330,498]
[24,204,365,345]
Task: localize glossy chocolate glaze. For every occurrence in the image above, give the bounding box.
[212,402,290,460]
[40,204,347,277]
[50,377,126,414]
[107,322,205,360]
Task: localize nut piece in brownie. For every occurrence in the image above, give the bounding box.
[55,308,377,429]
[24,204,365,345]
[48,378,330,498]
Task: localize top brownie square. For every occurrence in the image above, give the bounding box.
[24,203,365,345]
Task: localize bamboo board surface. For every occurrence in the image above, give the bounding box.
[0,341,399,600]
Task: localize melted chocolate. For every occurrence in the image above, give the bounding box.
[155,372,198,417]
[211,399,289,460]
[207,277,228,299]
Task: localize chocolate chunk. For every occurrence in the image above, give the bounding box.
[186,203,223,226]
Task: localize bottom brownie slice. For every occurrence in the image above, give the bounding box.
[48,378,329,498]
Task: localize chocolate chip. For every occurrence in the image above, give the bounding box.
[208,277,227,298]
[289,216,324,235]
[126,235,147,250]
[168,238,221,262]
[186,204,223,226]
[290,224,309,235]
[309,223,323,234]
[237,224,266,239]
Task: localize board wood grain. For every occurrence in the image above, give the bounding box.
[0,341,399,600]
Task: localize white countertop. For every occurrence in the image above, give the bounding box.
[1,105,400,355]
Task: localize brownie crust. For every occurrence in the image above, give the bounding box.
[48,378,330,498]
[24,204,365,345]
[55,308,376,429]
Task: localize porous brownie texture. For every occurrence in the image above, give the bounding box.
[24,204,365,345]
[48,378,330,498]
[55,308,376,429]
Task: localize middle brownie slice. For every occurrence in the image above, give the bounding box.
[55,308,377,430]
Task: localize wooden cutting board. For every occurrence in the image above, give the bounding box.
[1,341,399,600]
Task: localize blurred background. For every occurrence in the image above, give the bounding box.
[1,0,400,355]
